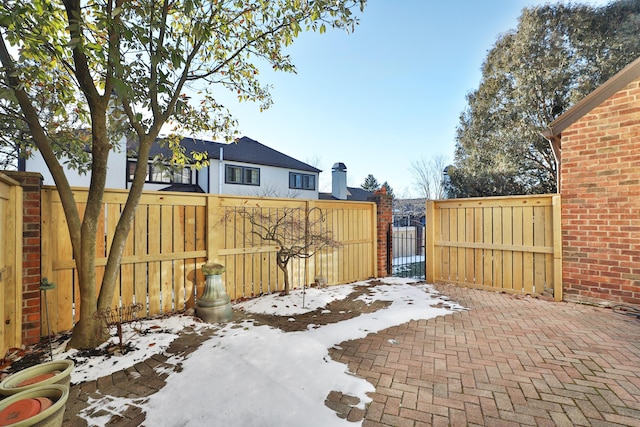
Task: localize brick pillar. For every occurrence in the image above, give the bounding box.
[5,171,43,345]
[368,191,393,278]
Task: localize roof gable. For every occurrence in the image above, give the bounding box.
[146,136,321,173]
[544,56,640,138]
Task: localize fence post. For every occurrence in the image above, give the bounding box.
[426,200,435,283]
[552,195,563,302]
[3,171,41,345]
[368,191,392,277]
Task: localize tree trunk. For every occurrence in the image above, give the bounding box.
[67,106,111,349]
[277,254,290,295]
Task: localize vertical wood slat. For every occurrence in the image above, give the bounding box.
[40,189,53,337]
[522,206,534,294]
[184,205,197,309]
[482,207,493,288]
[121,204,135,308]
[456,208,465,283]
[449,209,457,282]
[473,208,483,286]
[544,205,554,294]
[425,201,436,283]
[160,205,173,313]
[173,205,185,310]
[106,204,122,307]
[502,207,513,292]
[0,177,22,356]
[427,195,560,298]
[533,206,546,294]
[147,204,161,315]
[440,208,450,280]
[465,208,474,285]
[58,200,74,331]
[512,208,524,293]
[552,196,563,301]
[492,207,503,290]
[134,205,148,312]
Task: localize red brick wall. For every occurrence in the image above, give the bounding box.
[5,171,43,344]
[560,79,640,306]
[369,193,393,277]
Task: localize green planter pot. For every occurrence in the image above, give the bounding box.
[0,361,74,397]
[0,384,68,427]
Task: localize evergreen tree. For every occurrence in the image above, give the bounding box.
[361,174,380,192]
[381,181,394,198]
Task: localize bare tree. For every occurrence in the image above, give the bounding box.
[305,154,323,169]
[238,207,338,294]
[410,155,448,199]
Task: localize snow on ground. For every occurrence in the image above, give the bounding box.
[392,255,425,266]
[52,315,212,384]
[234,283,356,316]
[50,278,465,426]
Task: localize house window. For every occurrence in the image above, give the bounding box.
[226,165,260,185]
[127,159,191,184]
[289,172,316,190]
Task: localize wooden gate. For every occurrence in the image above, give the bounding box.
[426,195,562,300]
[0,174,23,357]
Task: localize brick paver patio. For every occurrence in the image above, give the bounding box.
[330,284,640,427]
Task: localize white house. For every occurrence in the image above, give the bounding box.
[22,136,322,198]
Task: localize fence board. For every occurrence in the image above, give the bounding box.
[147,204,161,314]
[492,207,503,290]
[161,205,173,313]
[473,208,483,286]
[427,194,561,298]
[522,206,534,294]
[482,207,493,288]
[0,176,22,357]
[173,205,185,310]
[184,204,197,309]
[512,208,524,292]
[134,205,148,310]
[121,204,135,308]
[534,205,546,293]
[502,207,513,292]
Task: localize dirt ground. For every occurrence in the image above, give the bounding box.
[232,279,394,332]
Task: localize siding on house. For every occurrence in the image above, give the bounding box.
[23,136,320,198]
[559,77,640,306]
[26,147,128,189]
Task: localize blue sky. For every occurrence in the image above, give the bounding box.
[217,1,610,197]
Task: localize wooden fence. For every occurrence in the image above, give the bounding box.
[426,194,562,300]
[40,188,376,333]
[0,174,22,358]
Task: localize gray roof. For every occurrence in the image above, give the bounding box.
[144,136,320,173]
[319,186,374,202]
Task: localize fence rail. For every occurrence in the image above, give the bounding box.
[426,194,562,300]
[41,188,377,334]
